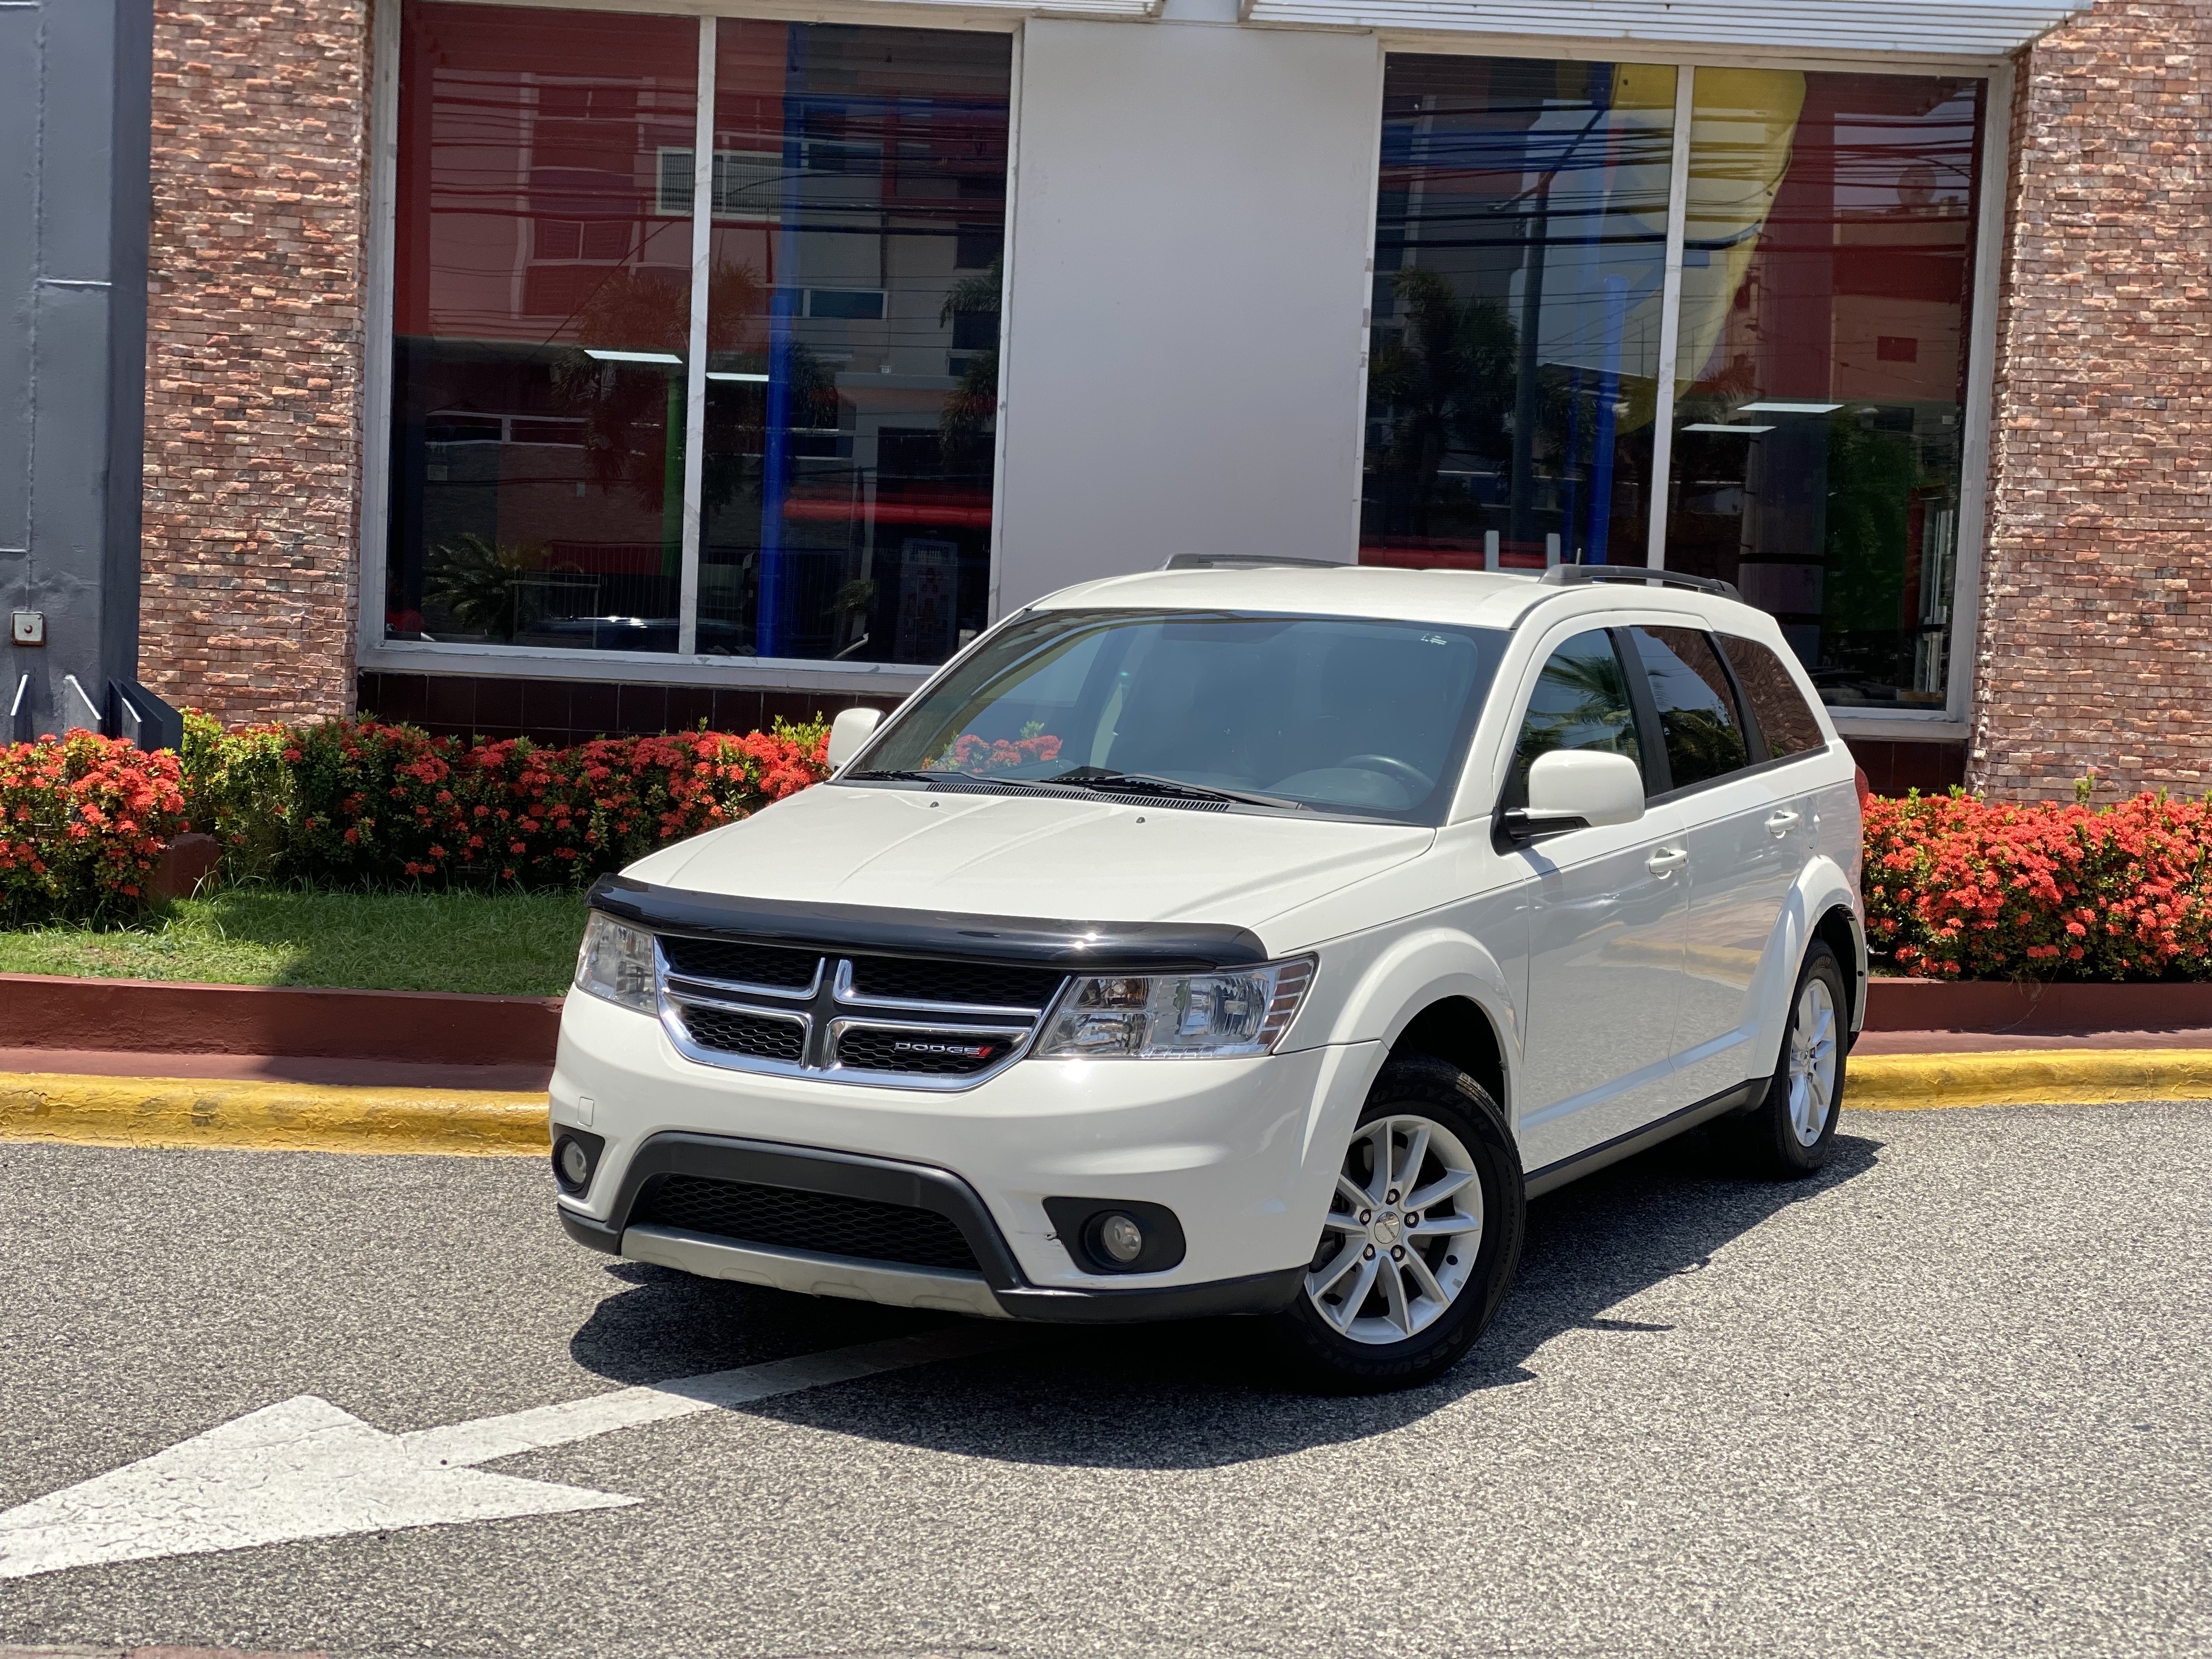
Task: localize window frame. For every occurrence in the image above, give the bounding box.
[357,0,1025,695]
[1355,39,2013,740]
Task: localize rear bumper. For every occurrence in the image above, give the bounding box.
[555,1128,1306,1324]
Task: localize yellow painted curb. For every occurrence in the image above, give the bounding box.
[0,1073,550,1155]
[4,1050,2208,1155]
[1848,1049,2212,1110]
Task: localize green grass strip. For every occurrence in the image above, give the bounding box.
[0,888,590,997]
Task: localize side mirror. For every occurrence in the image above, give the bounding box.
[1505,749,1645,842]
[825,706,884,772]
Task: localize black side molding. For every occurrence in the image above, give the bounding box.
[1522,1076,1767,1199]
[588,874,1272,971]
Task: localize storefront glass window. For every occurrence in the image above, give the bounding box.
[1663,71,1984,708]
[1362,57,1678,572]
[698,22,1010,663]
[388,4,698,652]
[383,4,1009,664]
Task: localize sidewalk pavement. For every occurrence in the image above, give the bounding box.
[1,1029,2207,1157]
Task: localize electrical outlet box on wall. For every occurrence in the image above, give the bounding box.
[10,611,45,647]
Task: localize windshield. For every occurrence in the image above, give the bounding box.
[849,608,1508,823]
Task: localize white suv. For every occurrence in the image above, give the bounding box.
[552,563,1864,1390]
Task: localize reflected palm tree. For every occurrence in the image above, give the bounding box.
[1511,648,1640,794]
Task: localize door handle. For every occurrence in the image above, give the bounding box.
[1764,810,1802,837]
[1646,848,1688,877]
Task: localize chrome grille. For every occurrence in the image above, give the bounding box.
[842,956,1064,1012]
[659,935,820,993]
[656,937,1064,1090]
[832,1023,1019,1077]
[679,1006,806,1064]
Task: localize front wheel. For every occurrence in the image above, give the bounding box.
[1270,1057,1525,1393]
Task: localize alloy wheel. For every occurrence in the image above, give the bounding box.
[1305,1114,1484,1345]
[1787,977,1839,1147]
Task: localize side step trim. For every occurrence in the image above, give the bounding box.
[1523,1077,1766,1199]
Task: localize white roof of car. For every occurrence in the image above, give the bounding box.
[1032,562,1753,634]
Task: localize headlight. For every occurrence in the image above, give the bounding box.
[575,911,657,1015]
[1034,958,1315,1060]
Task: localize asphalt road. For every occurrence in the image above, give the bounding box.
[1,1102,2208,1659]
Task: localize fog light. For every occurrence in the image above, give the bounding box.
[551,1129,604,1197]
[1097,1212,1145,1265]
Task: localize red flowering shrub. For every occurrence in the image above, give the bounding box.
[178,713,831,891]
[0,730,189,921]
[1865,789,2212,981]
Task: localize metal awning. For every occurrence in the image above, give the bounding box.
[1237,0,2086,55]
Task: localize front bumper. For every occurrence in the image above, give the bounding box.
[552,988,1380,1320]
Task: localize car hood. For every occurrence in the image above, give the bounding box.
[640,782,1434,930]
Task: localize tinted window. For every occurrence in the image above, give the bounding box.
[1717,634,1826,760]
[1505,630,1643,808]
[856,609,1508,825]
[1631,626,1750,791]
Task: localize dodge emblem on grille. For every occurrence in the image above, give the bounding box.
[893,1039,997,1059]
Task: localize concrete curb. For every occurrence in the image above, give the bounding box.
[2,1051,2208,1157]
[1847,1049,2212,1110]
[0,1074,549,1156]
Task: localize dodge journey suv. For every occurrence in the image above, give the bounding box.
[552,561,1864,1390]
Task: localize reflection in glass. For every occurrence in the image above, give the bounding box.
[697,22,1011,663]
[855,610,1507,825]
[387,4,698,652]
[1362,58,1677,573]
[1629,625,1750,788]
[1664,71,1984,708]
[1505,630,1641,805]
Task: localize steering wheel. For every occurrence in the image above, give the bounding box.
[1340,753,1433,797]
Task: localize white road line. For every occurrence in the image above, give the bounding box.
[400,1328,1014,1467]
[0,1324,1019,1582]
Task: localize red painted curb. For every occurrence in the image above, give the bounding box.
[3,971,2204,1067]
[1863,975,2212,1033]
[0,973,563,1066]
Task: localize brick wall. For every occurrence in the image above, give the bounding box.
[139,0,370,726]
[1972,0,2212,800]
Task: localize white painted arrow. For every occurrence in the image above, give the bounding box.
[0,1326,1012,1581]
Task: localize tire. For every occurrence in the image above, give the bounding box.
[1736,940,1848,1179]
[1269,1056,1525,1393]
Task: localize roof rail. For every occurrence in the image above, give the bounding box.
[1539,565,1741,601]
[1159,554,1342,572]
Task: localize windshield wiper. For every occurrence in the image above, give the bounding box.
[1046,768,1304,810]
[845,769,1058,788]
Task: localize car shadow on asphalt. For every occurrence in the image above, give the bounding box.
[563,1125,1884,1469]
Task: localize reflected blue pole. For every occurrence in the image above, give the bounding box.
[757,25,806,659]
[1587,272,1628,564]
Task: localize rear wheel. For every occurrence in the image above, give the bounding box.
[1736,940,1847,1178]
[1271,1057,1524,1393]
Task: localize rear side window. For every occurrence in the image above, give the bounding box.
[1629,626,1750,792]
[1505,629,1644,806]
[1717,634,1826,761]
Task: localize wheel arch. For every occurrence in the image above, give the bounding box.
[1747,857,1866,1074]
[1387,996,1509,1122]
[1300,925,1522,1130]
